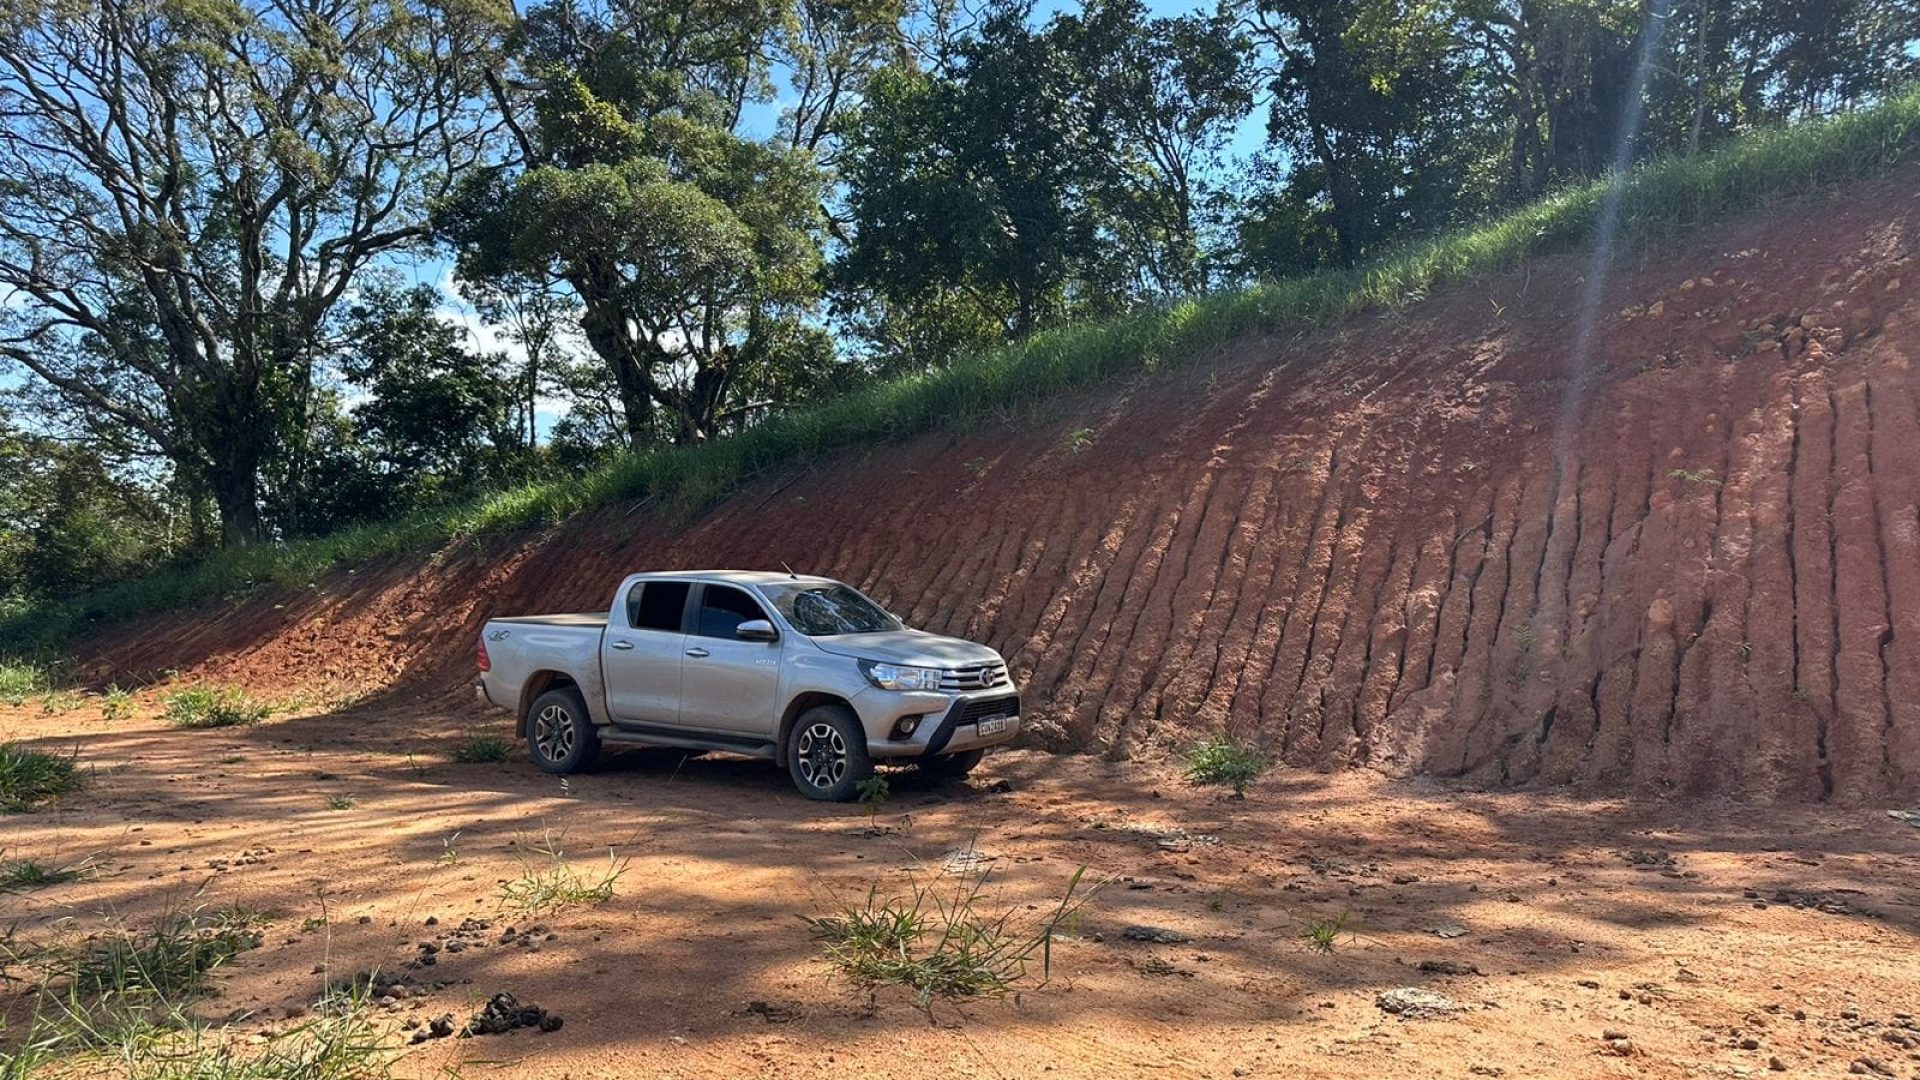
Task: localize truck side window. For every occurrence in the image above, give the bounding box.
[695,585,765,639]
[630,581,690,632]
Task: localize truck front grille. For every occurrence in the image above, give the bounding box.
[940,664,1009,691]
[956,695,1019,724]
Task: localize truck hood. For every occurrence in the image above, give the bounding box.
[807,630,1002,668]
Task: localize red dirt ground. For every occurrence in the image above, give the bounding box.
[77,163,1920,803]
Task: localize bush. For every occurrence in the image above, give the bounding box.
[0,742,80,811]
[1184,736,1266,797]
[0,659,49,705]
[162,687,272,729]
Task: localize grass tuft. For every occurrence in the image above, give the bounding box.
[0,854,86,891]
[0,659,51,705]
[100,686,135,720]
[5,89,1920,654]
[1299,909,1353,953]
[498,836,629,914]
[452,734,512,764]
[18,909,268,1012]
[1183,736,1266,797]
[803,864,1094,1009]
[162,686,273,729]
[0,742,80,812]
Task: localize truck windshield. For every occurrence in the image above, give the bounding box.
[760,583,901,636]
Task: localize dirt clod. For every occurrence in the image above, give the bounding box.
[1377,988,1461,1019]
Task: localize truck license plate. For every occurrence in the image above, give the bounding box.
[976,717,1010,736]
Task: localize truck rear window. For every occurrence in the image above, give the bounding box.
[630,581,690,631]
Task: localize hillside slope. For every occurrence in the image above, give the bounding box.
[84,166,1920,801]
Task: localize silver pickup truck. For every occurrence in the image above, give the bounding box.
[475,571,1021,800]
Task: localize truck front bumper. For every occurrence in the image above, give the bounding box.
[854,687,1022,760]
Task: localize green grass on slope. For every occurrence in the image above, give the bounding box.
[6,89,1919,655]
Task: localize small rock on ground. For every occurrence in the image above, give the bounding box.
[1376,987,1461,1019]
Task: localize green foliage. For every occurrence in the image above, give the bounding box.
[45,911,266,1006]
[439,0,844,447]
[162,687,273,730]
[1,908,389,1080]
[6,89,1920,653]
[803,865,1094,1009]
[452,735,512,764]
[855,773,891,805]
[1668,467,1723,487]
[0,854,84,891]
[101,686,135,721]
[0,743,79,812]
[1184,735,1266,796]
[278,285,537,538]
[0,412,179,605]
[1299,909,1352,953]
[498,838,629,914]
[839,0,1252,356]
[0,659,49,705]
[0,0,506,547]
[324,795,356,811]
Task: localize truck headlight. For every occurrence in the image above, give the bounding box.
[859,660,942,691]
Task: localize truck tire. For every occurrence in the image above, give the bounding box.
[526,687,601,775]
[915,748,985,781]
[785,704,873,802]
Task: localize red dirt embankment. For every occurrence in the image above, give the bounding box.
[86,168,1920,802]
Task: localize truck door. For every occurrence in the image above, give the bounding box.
[676,583,783,736]
[601,580,690,724]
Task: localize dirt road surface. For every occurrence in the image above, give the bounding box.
[7,692,1918,1078]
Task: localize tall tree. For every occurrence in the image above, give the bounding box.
[0,0,505,545]
[837,0,1251,363]
[440,0,896,448]
[1241,0,1490,267]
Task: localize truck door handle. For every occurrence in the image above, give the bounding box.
[685,647,710,658]
[609,640,634,651]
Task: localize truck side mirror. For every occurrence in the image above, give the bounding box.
[735,619,779,643]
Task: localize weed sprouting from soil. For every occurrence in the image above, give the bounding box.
[0,853,89,891]
[0,742,80,812]
[100,686,134,720]
[0,659,51,705]
[803,865,1095,1009]
[499,835,629,914]
[1183,736,1266,797]
[163,686,274,729]
[324,795,357,811]
[1299,909,1354,953]
[1668,467,1722,488]
[452,735,511,764]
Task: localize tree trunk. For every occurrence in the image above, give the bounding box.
[575,289,656,450]
[207,462,263,547]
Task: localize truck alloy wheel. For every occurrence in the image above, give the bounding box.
[785,703,872,800]
[795,721,848,789]
[525,687,600,774]
[534,703,576,764]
